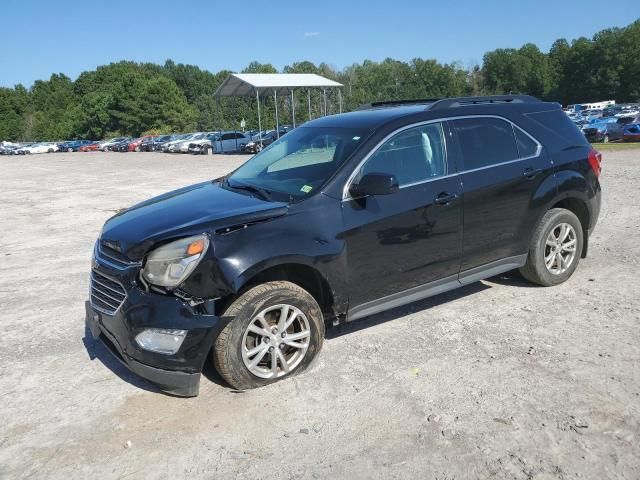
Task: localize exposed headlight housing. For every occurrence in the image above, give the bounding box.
[142,234,209,288]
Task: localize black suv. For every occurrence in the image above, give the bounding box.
[86,95,602,396]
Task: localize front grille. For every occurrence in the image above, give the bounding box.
[96,242,140,270]
[90,270,127,315]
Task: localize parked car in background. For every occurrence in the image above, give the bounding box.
[1,141,21,154]
[79,142,101,152]
[582,121,624,143]
[58,140,93,152]
[584,109,604,121]
[188,133,219,154]
[16,142,59,154]
[141,135,172,151]
[177,133,209,153]
[212,131,252,153]
[623,123,640,142]
[244,130,279,153]
[151,135,180,152]
[108,138,134,152]
[162,133,195,153]
[100,137,130,151]
[127,136,154,152]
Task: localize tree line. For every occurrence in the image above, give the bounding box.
[0,19,638,141]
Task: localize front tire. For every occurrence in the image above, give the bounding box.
[520,208,583,286]
[214,281,325,390]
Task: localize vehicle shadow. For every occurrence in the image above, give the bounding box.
[201,350,232,389]
[483,269,543,288]
[82,323,164,395]
[326,281,491,339]
[327,268,543,339]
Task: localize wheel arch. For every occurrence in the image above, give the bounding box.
[220,261,338,324]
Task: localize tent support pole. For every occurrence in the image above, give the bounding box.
[291,90,296,128]
[308,89,312,121]
[256,89,262,148]
[274,89,279,139]
[323,89,327,116]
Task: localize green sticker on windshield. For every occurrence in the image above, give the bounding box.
[300,185,313,193]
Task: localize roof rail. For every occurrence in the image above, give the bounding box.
[428,95,542,111]
[358,98,441,110]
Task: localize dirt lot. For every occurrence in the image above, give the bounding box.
[1,150,639,479]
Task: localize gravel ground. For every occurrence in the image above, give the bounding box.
[0,150,639,479]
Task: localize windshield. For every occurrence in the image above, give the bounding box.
[228,126,369,201]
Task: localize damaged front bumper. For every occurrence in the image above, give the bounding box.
[86,254,227,396]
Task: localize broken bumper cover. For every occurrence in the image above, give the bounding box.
[87,303,202,396]
[86,267,227,396]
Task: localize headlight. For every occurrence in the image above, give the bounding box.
[142,234,209,288]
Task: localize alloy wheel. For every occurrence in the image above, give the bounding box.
[544,223,577,275]
[241,304,311,379]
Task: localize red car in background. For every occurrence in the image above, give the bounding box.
[127,135,154,152]
[79,142,101,152]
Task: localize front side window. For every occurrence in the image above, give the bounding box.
[453,117,518,170]
[357,122,447,187]
[228,126,370,200]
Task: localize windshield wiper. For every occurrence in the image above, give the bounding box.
[226,180,272,201]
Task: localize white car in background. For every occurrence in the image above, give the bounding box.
[16,142,59,154]
[187,132,219,154]
[163,133,199,153]
[177,133,208,153]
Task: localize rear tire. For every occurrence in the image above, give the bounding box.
[214,281,324,390]
[520,208,584,286]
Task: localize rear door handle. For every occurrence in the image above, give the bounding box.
[523,167,542,179]
[434,192,457,205]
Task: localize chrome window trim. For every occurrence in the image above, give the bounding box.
[342,114,543,200]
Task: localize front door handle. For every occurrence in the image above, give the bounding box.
[523,167,542,179]
[434,192,457,205]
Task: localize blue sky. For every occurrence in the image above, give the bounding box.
[0,0,636,88]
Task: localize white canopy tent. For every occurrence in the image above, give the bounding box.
[213,73,344,141]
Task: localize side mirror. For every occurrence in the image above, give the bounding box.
[349,172,399,198]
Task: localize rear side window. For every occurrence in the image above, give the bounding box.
[525,109,589,147]
[514,127,539,157]
[453,118,518,170]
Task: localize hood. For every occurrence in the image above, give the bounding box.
[101,180,288,260]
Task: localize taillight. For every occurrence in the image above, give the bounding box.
[588,149,602,177]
